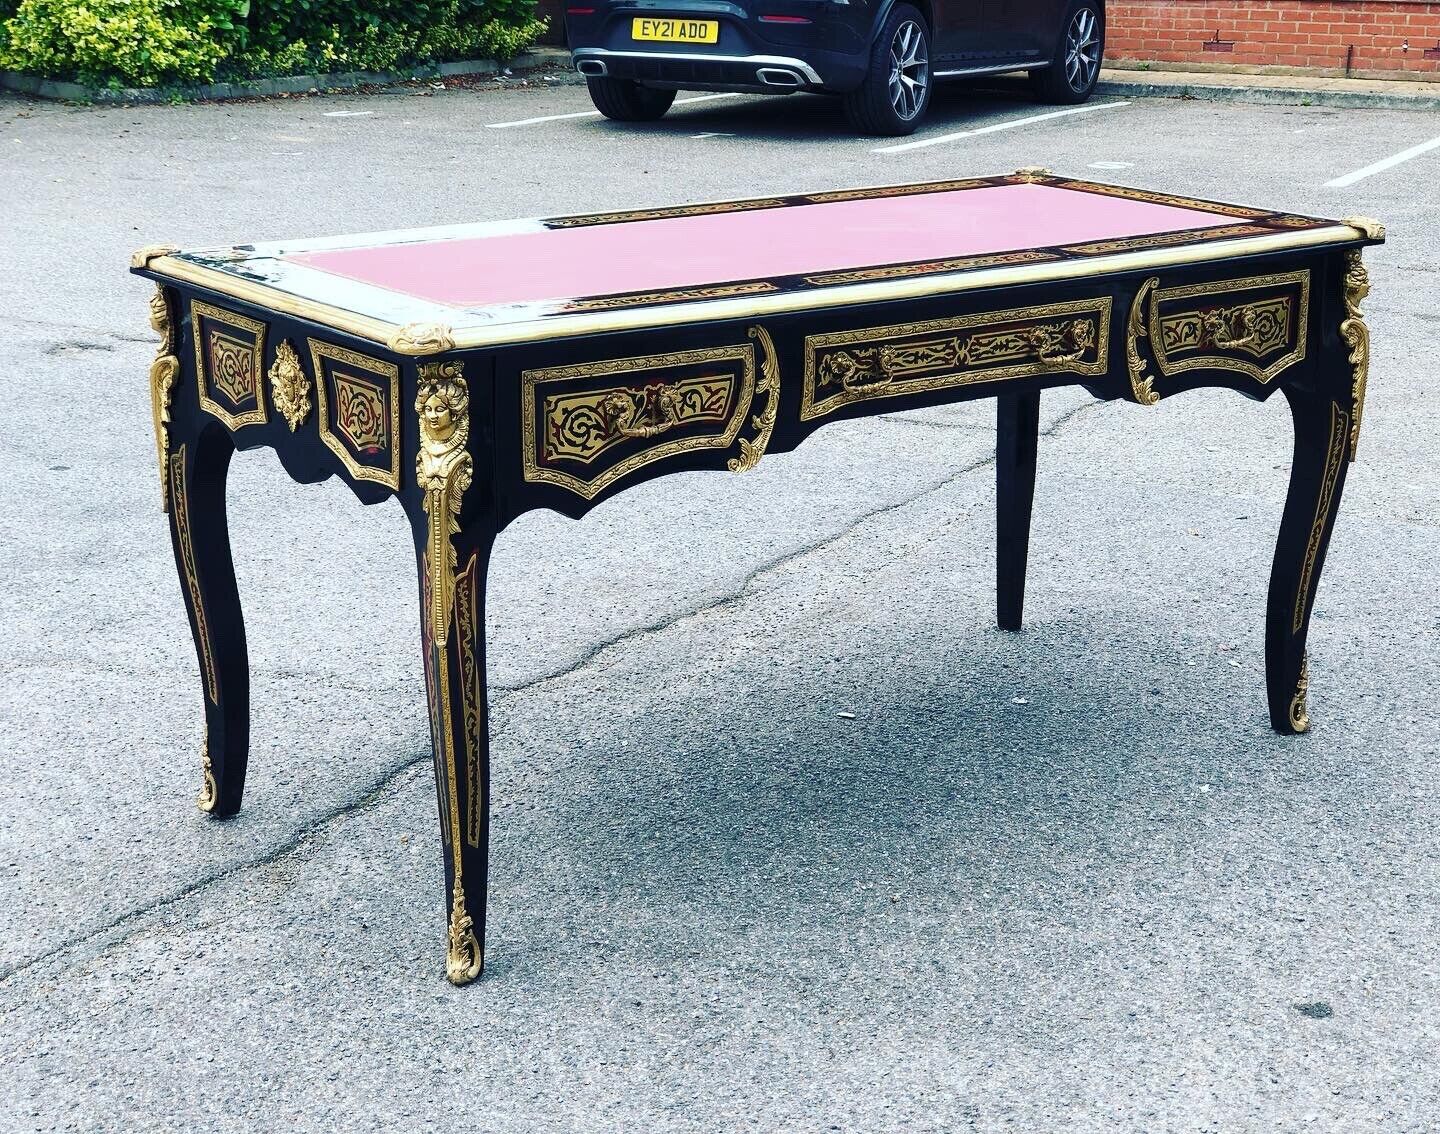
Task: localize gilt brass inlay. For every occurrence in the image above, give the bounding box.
[546,375,734,465]
[268,340,310,431]
[1149,271,1310,385]
[148,285,180,512]
[522,343,757,501]
[1051,179,1275,220]
[191,300,267,431]
[802,298,1111,421]
[169,446,218,706]
[564,281,778,312]
[454,554,484,850]
[547,198,789,228]
[1063,224,1272,257]
[806,179,995,204]
[1293,402,1349,635]
[309,341,401,489]
[427,549,483,984]
[1340,251,1372,461]
[803,250,1056,287]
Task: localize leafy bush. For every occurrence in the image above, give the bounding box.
[1,0,544,86]
[0,0,245,85]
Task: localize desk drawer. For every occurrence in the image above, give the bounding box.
[801,297,1111,421]
[520,340,760,501]
[1144,269,1310,385]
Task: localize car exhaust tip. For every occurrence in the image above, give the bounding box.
[756,67,803,88]
[575,58,608,77]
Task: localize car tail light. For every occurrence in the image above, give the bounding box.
[758,14,813,23]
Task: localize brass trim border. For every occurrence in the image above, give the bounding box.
[801,297,1112,422]
[521,343,758,501]
[308,340,403,490]
[191,300,268,430]
[1294,401,1349,635]
[1149,270,1311,386]
[169,445,219,706]
[144,224,1371,352]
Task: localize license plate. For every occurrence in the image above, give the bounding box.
[631,17,719,43]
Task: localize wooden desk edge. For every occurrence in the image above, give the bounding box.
[131,221,1383,357]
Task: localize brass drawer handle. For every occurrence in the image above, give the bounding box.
[602,385,682,439]
[1204,307,1258,350]
[1023,319,1095,365]
[819,316,1098,398]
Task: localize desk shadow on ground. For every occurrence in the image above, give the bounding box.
[7,602,1435,1130]
[495,607,1408,983]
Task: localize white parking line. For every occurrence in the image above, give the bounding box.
[872,100,1131,154]
[322,110,374,118]
[486,93,744,129]
[1325,132,1440,188]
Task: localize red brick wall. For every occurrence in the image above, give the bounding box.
[1106,1,1440,80]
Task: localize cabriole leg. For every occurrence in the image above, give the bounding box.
[415,522,496,985]
[1265,390,1353,734]
[166,423,251,815]
[996,390,1041,631]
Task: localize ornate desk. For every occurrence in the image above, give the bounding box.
[131,171,1383,984]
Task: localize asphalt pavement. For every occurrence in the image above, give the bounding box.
[1,80,1437,1132]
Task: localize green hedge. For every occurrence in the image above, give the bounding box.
[0,0,546,88]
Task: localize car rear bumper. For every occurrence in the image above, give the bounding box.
[567,3,870,92]
[574,47,830,90]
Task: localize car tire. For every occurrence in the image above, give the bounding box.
[1030,0,1104,104]
[585,76,677,122]
[843,4,932,136]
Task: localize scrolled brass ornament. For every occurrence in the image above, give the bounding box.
[197,741,218,812]
[1340,250,1372,461]
[148,285,181,511]
[268,340,311,431]
[1126,277,1161,405]
[729,325,780,474]
[446,882,482,984]
[1288,655,1310,734]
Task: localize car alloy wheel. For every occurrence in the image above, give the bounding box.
[1065,6,1101,93]
[888,20,929,122]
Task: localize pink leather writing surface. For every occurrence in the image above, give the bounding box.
[288,184,1234,309]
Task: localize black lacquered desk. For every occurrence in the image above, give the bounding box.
[131,171,1383,983]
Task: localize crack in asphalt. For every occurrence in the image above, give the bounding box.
[0,398,1099,987]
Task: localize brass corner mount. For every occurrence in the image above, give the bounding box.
[390,322,457,356]
[1342,216,1386,242]
[131,244,180,270]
